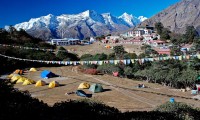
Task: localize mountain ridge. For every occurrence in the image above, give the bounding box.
[14,10,147,40]
[139,0,200,35]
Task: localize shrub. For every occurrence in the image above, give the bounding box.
[97,64,120,74]
[124,66,134,78]
[80,54,93,61]
[93,53,108,60]
[53,99,120,120]
[155,101,200,119]
[0,79,50,120]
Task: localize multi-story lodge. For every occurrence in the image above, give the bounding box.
[51,38,80,46]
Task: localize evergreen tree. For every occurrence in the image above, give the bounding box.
[155,22,164,35]
[113,45,126,59]
[56,47,68,60]
[160,28,170,40]
[184,26,198,43]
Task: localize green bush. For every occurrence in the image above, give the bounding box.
[97,64,120,74]
[80,54,93,61]
[124,66,134,78]
[155,101,200,119]
[93,53,108,60]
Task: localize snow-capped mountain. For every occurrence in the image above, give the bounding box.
[14,10,147,40]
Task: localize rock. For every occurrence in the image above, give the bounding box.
[139,0,200,35]
[186,87,191,91]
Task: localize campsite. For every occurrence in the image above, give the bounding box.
[12,66,200,112]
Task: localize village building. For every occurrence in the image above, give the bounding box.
[101,36,121,44]
[146,40,166,47]
[121,31,135,37]
[134,26,154,37]
[119,39,143,45]
[154,48,171,55]
[51,38,80,46]
[105,36,120,41]
[180,44,192,52]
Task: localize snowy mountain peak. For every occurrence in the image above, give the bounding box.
[80,10,98,17]
[118,13,138,26]
[46,14,54,17]
[138,16,148,22]
[120,12,133,18]
[14,10,147,40]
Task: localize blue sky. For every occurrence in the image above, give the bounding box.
[0,0,180,28]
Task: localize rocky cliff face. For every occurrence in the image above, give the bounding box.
[139,0,200,35]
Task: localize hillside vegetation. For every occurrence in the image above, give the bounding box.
[0,26,79,74]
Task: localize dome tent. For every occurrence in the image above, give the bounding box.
[7,73,19,79]
[35,80,46,87]
[40,70,56,79]
[14,69,23,75]
[48,81,59,88]
[16,77,26,83]
[22,79,35,85]
[75,90,88,97]
[29,68,37,72]
[11,75,21,83]
[78,82,90,89]
[89,83,103,93]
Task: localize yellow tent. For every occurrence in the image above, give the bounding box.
[29,68,37,72]
[78,82,90,89]
[48,81,59,88]
[22,79,35,85]
[28,79,36,84]
[35,80,46,87]
[7,74,14,79]
[8,73,19,79]
[11,74,20,78]
[16,77,26,83]
[22,80,32,85]
[11,75,21,83]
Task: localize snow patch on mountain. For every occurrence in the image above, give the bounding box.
[138,16,148,22]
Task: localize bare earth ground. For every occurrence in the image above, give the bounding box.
[61,42,144,57]
[14,66,200,112]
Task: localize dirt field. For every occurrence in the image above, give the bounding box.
[14,66,200,112]
[61,42,144,57]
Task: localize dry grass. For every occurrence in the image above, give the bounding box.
[14,66,200,112]
[60,42,144,57]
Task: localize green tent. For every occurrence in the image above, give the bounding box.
[197,76,200,81]
[89,84,103,93]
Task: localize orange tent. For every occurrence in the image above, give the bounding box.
[14,69,23,75]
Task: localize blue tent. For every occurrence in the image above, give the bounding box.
[76,90,88,97]
[40,70,54,78]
